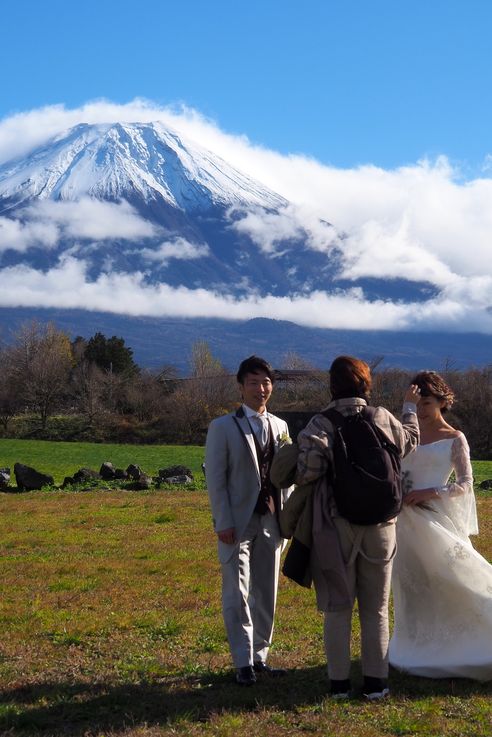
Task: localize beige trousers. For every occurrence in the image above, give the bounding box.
[323,516,397,680]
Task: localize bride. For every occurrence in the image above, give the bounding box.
[389,371,492,682]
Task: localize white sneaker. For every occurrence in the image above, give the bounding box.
[363,687,390,701]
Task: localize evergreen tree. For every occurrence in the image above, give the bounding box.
[84,332,139,375]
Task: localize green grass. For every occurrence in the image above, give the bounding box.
[1,437,490,492]
[0,437,206,486]
[0,444,491,735]
[472,460,492,487]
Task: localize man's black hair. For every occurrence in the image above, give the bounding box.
[236,355,275,385]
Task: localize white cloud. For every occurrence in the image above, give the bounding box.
[0,198,158,253]
[139,237,210,264]
[231,207,303,255]
[0,99,492,332]
[230,204,338,256]
[27,198,158,241]
[0,216,59,252]
[0,257,490,334]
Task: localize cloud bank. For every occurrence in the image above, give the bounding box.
[0,99,491,333]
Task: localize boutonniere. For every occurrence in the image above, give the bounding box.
[277,431,292,446]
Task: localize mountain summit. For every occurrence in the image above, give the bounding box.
[0,121,287,211]
[0,121,343,296]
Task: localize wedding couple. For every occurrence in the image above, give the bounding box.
[205,354,492,696]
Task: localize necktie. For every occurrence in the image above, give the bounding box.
[254,414,269,449]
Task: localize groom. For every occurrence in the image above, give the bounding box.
[205,355,291,685]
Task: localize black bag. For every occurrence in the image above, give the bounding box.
[323,406,402,525]
[282,538,312,588]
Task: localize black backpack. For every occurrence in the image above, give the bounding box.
[323,406,402,525]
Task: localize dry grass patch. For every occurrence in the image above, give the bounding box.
[0,483,491,736]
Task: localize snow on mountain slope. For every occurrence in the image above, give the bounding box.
[0,120,439,307]
[0,122,287,212]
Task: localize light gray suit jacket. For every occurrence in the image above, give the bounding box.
[205,406,291,563]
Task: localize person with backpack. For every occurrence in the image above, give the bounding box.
[295,355,420,700]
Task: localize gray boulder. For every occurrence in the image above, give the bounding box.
[161,474,193,485]
[100,462,116,480]
[0,467,10,490]
[14,463,54,491]
[158,465,194,481]
[479,479,492,490]
[73,468,100,482]
[129,474,152,490]
[113,468,128,480]
[126,463,142,480]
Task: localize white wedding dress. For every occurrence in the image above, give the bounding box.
[389,434,492,681]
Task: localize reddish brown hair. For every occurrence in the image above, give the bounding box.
[329,355,372,400]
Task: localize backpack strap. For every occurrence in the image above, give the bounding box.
[362,405,400,454]
[321,407,344,426]
[322,405,376,426]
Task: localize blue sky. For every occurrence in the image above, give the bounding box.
[2,0,492,171]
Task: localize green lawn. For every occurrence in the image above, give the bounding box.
[1,438,491,491]
[0,445,491,736]
[0,438,206,487]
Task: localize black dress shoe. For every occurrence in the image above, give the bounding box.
[235,665,256,686]
[329,678,351,699]
[253,661,286,677]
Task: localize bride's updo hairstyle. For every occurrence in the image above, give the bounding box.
[411,370,455,413]
[330,355,372,401]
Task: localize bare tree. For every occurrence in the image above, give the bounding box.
[450,365,492,459]
[272,352,330,411]
[159,341,235,442]
[70,358,107,424]
[122,370,170,422]
[0,346,21,432]
[9,322,73,430]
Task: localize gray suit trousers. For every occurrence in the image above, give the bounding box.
[221,512,282,668]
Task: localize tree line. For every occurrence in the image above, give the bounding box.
[0,322,491,458]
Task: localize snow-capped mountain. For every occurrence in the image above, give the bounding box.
[0,121,351,297]
[0,119,441,307]
[0,121,286,211]
[0,120,487,368]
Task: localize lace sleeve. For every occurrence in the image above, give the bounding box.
[437,433,478,536]
[437,433,473,497]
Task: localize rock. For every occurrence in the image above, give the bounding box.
[61,476,75,488]
[158,465,194,481]
[162,474,193,485]
[479,479,492,490]
[129,474,153,490]
[0,467,10,490]
[14,463,54,491]
[126,463,142,480]
[73,468,100,482]
[113,468,128,480]
[100,462,116,480]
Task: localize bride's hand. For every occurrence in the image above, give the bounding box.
[404,384,421,404]
[404,488,439,505]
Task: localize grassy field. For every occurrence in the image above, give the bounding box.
[0,438,207,488]
[0,443,491,736]
[1,438,491,489]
